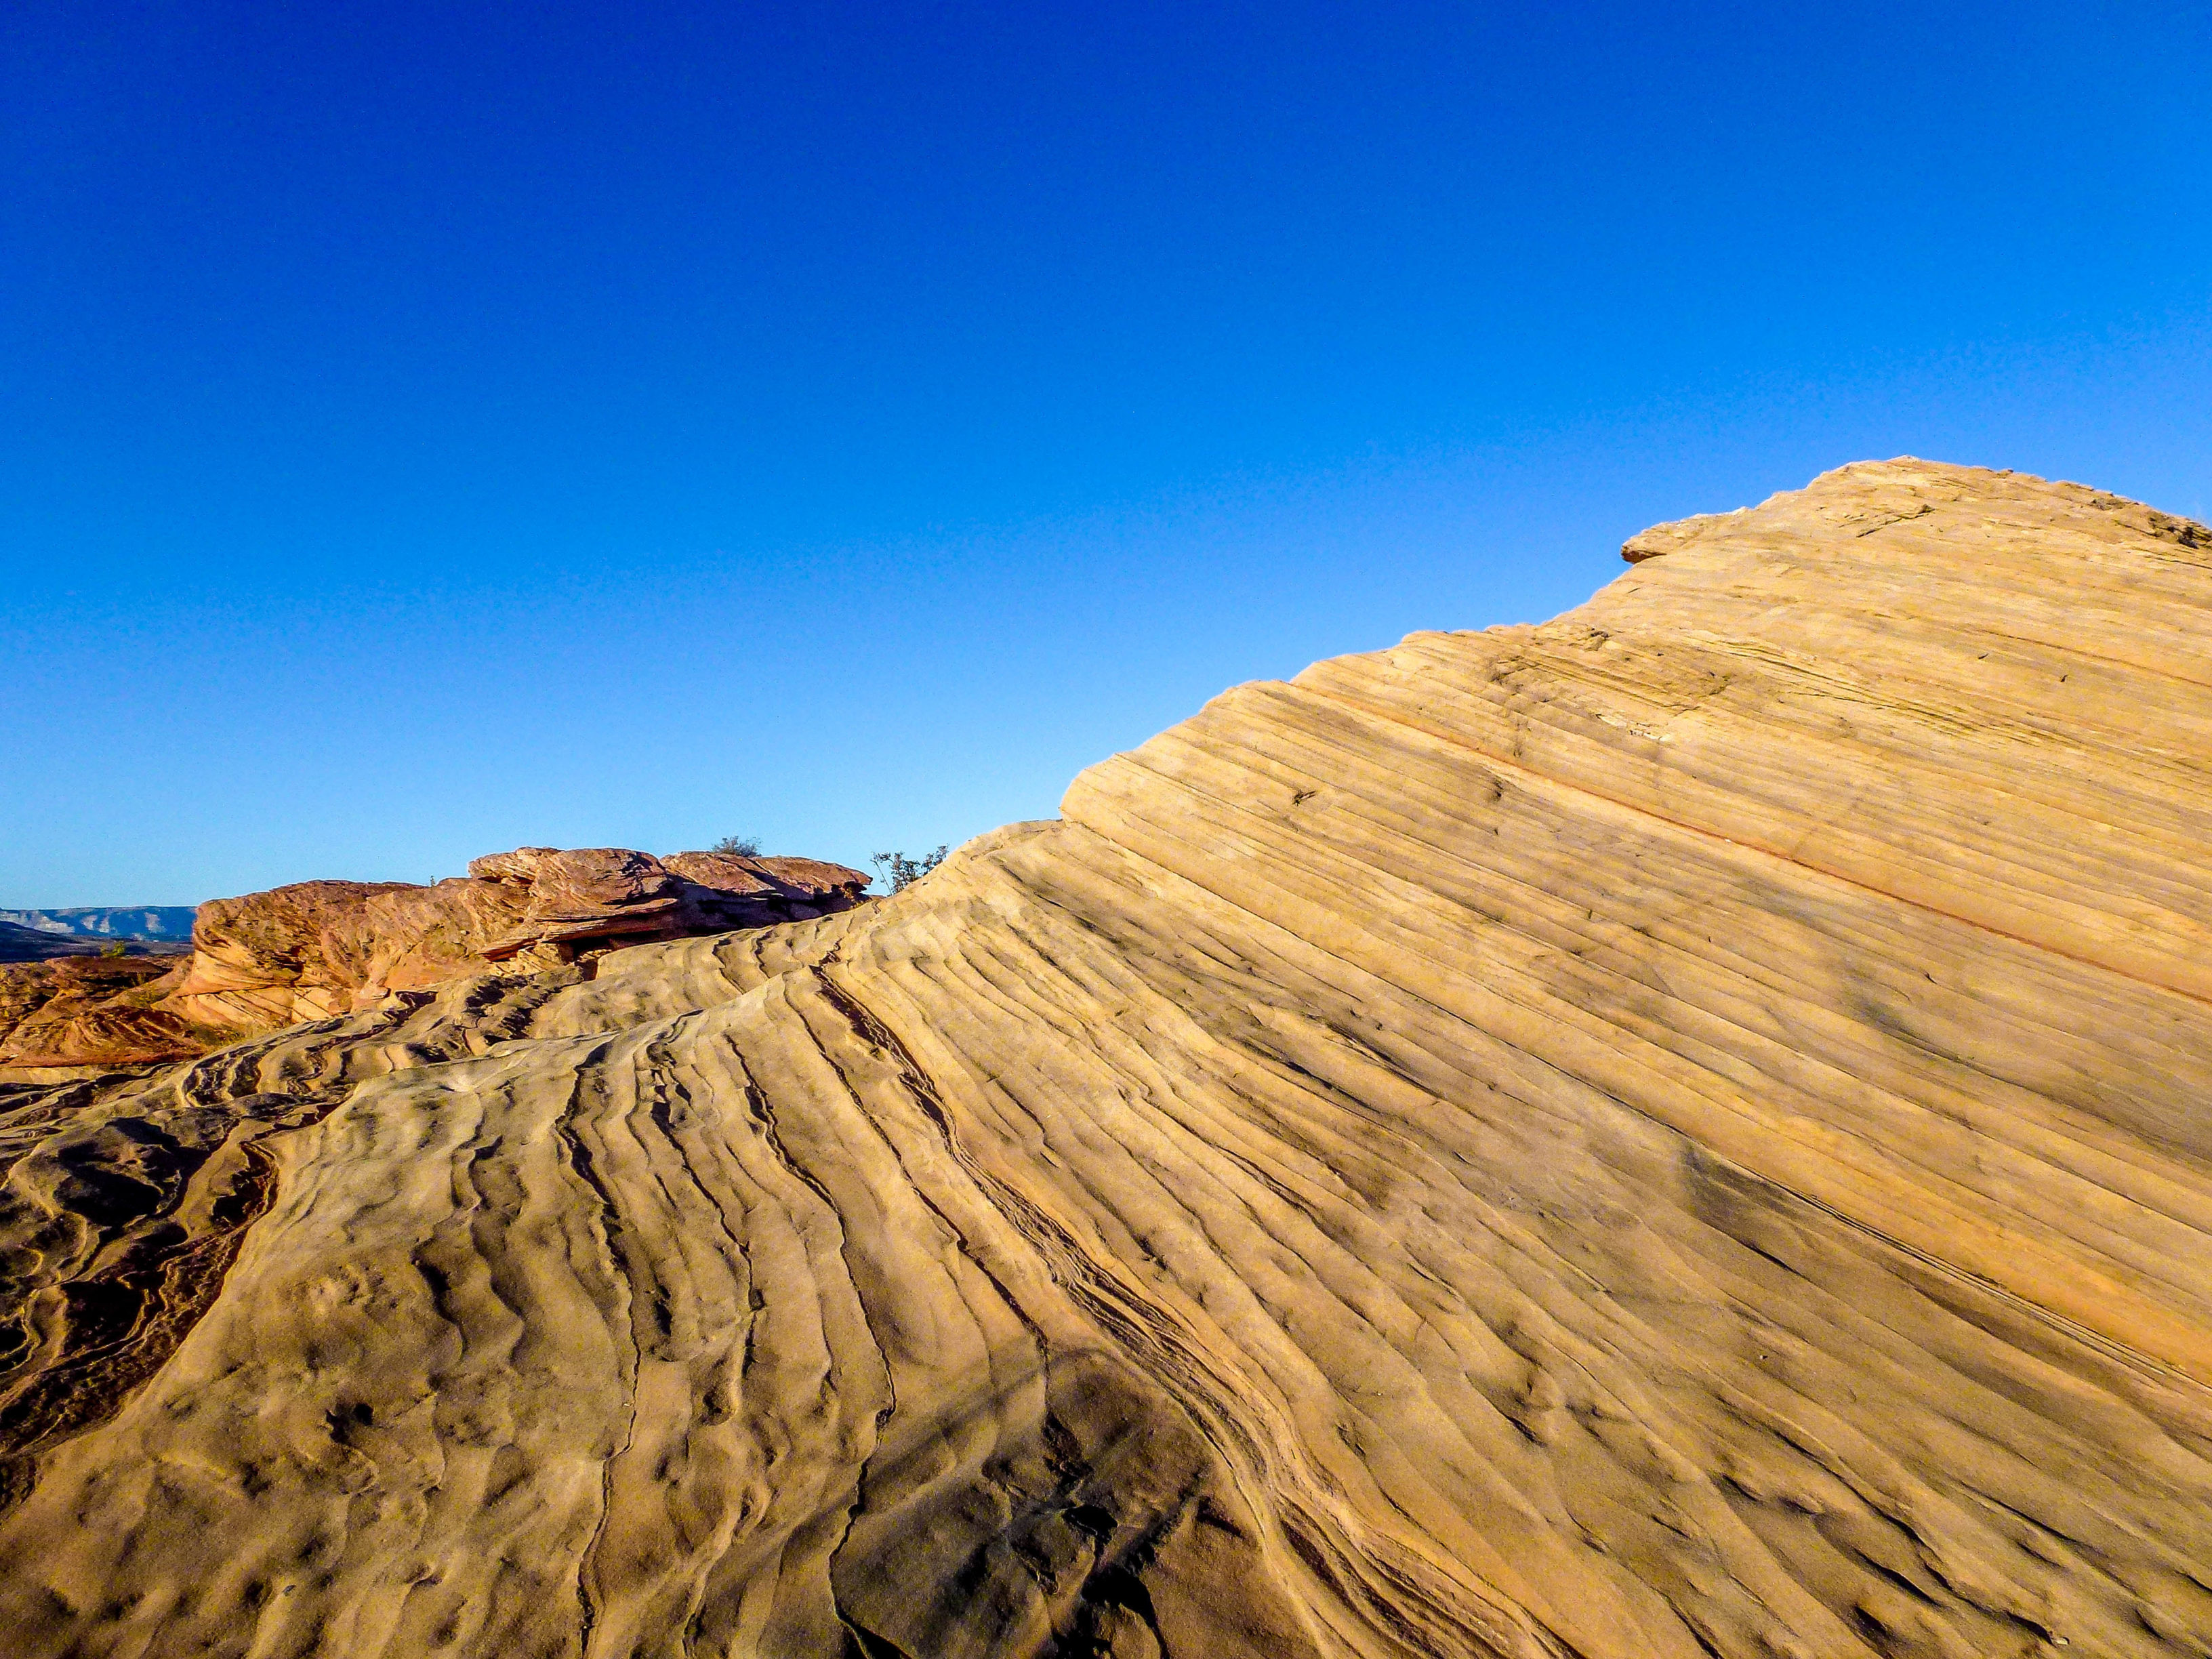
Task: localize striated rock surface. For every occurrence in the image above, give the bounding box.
[0,956,194,1074]
[2,459,2210,1658]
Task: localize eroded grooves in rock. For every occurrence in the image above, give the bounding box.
[2,459,2210,1658]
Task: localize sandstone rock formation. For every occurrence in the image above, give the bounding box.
[0,850,869,1076]
[165,848,872,1036]
[0,956,194,1074]
[1,460,2209,1658]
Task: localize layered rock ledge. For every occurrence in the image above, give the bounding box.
[1,461,2209,1658]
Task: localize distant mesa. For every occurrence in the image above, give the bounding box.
[0,920,104,964]
[0,918,192,964]
[0,906,199,945]
[0,846,867,1077]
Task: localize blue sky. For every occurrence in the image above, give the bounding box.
[4,1,2207,905]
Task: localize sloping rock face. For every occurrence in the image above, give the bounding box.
[1,460,2209,1658]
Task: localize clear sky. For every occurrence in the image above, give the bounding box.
[4,1,2208,905]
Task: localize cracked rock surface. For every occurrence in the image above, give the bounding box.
[1,459,2209,1658]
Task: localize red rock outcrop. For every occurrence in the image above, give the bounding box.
[0,958,195,1074]
[165,880,421,1031]
[0,849,870,1073]
[157,847,869,1037]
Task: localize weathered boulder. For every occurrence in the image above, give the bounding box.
[366,846,869,983]
[157,848,869,1037]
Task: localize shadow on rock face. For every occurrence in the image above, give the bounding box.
[827,1351,1326,1659]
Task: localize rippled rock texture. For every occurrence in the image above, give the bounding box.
[0,956,190,1071]
[2,459,2209,1658]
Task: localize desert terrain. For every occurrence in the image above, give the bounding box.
[1,459,2207,1658]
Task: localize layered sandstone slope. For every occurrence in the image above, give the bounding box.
[3,459,2210,1658]
[0,956,187,1070]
